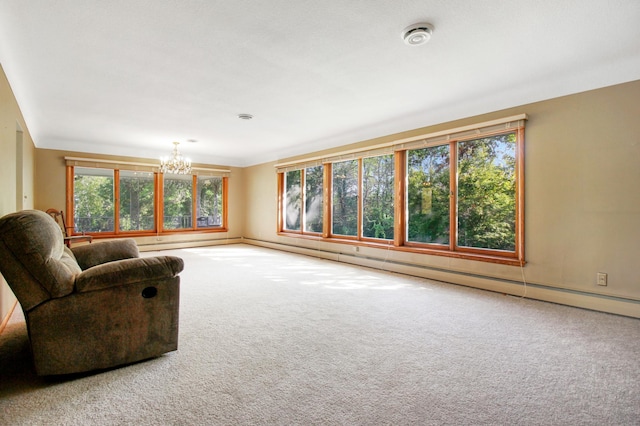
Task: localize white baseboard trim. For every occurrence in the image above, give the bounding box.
[137,237,243,252]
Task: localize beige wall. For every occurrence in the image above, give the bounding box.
[0,64,35,324]
[34,149,246,250]
[243,80,640,317]
[3,58,639,319]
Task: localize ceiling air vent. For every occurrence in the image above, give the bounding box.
[402,23,434,46]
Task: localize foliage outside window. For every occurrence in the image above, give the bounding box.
[284,170,301,231]
[283,166,324,234]
[362,155,394,240]
[304,166,324,233]
[407,145,450,244]
[329,156,395,241]
[163,174,193,230]
[407,133,517,252]
[456,134,516,251]
[282,157,396,241]
[74,167,114,233]
[70,166,227,236]
[277,119,524,265]
[332,160,359,237]
[119,170,154,231]
[196,176,224,228]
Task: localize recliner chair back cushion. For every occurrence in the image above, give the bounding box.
[0,210,81,309]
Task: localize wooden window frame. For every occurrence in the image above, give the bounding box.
[279,166,325,236]
[67,165,228,238]
[276,116,525,266]
[401,129,524,263]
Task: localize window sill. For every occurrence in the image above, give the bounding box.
[76,227,229,239]
[277,232,525,266]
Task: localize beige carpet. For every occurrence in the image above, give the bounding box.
[1,244,639,425]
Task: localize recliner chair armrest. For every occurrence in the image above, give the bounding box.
[74,256,184,293]
[71,239,140,270]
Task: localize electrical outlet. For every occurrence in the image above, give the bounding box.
[597,272,608,286]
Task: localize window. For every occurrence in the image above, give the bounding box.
[284,170,301,231]
[73,167,114,233]
[277,115,525,265]
[281,166,325,234]
[328,155,395,241]
[119,170,155,231]
[163,174,193,230]
[332,160,358,237]
[304,166,324,233]
[407,145,450,245]
[196,176,224,228]
[68,162,228,237]
[406,132,517,252]
[457,134,516,251]
[282,156,396,241]
[160,173,226,232]
[362,155,394,240]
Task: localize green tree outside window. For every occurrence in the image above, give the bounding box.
[73,167,114,233]
[304,166,324,233]
[119,170,154,231]
[196,176,223,228]
[163,174,193,230]
[362,155,394,240]
[332,160,358,236]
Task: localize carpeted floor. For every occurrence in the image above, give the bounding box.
[1,244,639,425]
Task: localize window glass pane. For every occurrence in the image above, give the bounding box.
[284,170,301,231]
[196,176,223,228]
[119,170,155,231]
[362,155,394,240]
[304,165,324,233]
[332,159,358,236]
[73,167,114,233]
[163,174,193,230]
[407,146,450,244]
[457,133,516,251]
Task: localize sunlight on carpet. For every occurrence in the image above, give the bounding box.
[2,244,639,425]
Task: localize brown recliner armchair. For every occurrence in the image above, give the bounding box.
[0,210,183,376]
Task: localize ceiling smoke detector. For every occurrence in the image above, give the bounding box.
[402,23,434,46]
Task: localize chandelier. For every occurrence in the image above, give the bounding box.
[159,142,192,175]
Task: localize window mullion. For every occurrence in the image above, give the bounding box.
[158,174,165,232]
[323,163,331,238]
[152,172,159,233]
[357,158,363,241]
[300,169,305,235]
[192,175,198,231]
[449,141,457,252]
[114,169,120,234]
[394,151,405,247]
[65,166,74,233]
[222,176,229,230]
[276,172,283,232]
[515,127,525,263]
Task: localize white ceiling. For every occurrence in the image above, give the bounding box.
[1,1,639,167]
